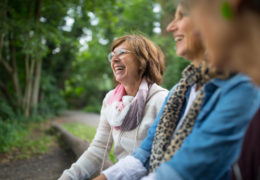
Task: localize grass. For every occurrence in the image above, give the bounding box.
[62,122,96,142]
[0,121,55,162]
[14,123,54,159]
[62,122,116,163]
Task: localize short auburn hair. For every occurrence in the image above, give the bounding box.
[110,34,165,85]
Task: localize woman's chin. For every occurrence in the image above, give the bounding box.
[176,49,183,57]
[176,49,188,59]
[115,76,124,84]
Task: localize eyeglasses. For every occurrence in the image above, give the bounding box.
[107,48,132,62]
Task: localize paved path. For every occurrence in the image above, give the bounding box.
[54,110,100,128]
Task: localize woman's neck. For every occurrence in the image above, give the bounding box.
[123,78,142,96]
[192,59,202,67]
[191,53,205,67]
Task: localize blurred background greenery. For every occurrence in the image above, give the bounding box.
[0,0,188,153]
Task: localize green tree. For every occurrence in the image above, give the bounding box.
[0,0,79,117]
[0,0,187,116]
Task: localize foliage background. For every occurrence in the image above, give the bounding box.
[0,0,188,152]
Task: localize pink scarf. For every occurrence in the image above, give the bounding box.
[108,84,126,112]
[108,79,150,131]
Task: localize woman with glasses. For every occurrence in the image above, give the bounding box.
[59,34,168,180]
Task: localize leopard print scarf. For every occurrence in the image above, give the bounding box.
[149,63,212,172]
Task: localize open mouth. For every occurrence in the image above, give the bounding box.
[175,36,184,44]
[114,65,125,74]
[174,36,183,42]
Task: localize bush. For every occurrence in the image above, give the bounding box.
[0,117,54,159]
[39,72,67,116]
[0,118,25,152]
[0,73,66,154]
[0,100,16,120]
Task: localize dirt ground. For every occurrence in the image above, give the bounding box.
[0,145,76,180]
[0,111,100,180]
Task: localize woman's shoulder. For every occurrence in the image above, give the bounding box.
[209,73,259,95]
[202,73,260,116]
[147,83,168,101]
[102,89,115,105]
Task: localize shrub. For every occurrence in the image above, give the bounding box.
[0,118,25,152]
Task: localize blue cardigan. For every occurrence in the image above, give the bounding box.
[133,74,260,180]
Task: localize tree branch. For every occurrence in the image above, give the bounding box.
[0,58,13,74]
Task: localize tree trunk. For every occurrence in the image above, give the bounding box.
[9,34,22,107]
[23,53,29,110]
[32,59,42,108]
[30,0,42,112]
[25,58,35,117]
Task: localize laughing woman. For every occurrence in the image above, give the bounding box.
[58,35,168,180]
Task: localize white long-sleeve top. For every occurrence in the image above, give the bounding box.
[59,83,168,180]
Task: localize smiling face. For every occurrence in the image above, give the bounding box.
[110,42,141,86]
[166,5,204,62]
[190,1,237,70]
[189,0,260,85]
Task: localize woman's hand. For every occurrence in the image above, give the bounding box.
[92,174,107,180]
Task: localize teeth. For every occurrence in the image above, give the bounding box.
[115,66,124,71]
[175,37,183,42]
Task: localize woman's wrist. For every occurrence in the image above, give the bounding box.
[102,155,147,180]
[93,174,107,180]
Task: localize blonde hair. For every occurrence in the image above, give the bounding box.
[110,34,165,84]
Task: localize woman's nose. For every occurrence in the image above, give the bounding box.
[111,55,120,62]
[166,19,177,32]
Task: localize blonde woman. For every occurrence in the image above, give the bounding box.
[182,0,260,179]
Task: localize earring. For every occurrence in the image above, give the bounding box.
[221,1,234,20]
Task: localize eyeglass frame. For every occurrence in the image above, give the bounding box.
[107,48,133,63]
